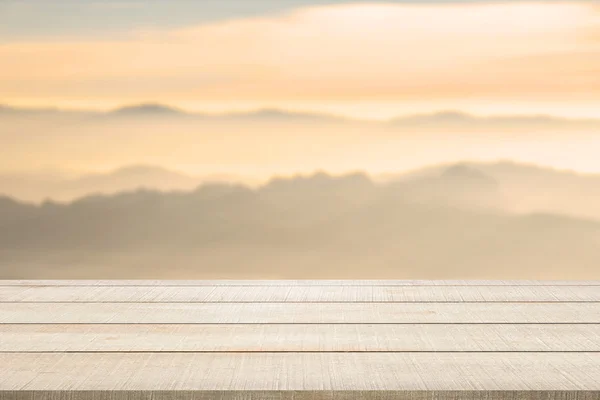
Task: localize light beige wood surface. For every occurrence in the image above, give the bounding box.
[2,323,600,352]
[2,280,600,286]
[2,302,600,323]
[2,285,600,302]
[1,391,599,400]
[1,280,599,397]
[1,353,599,391]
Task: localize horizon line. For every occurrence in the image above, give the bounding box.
[1,102,599,123]
[2,158,599,180]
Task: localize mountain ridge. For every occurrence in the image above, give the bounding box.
[3,103,599,127]
[1,169,599,279]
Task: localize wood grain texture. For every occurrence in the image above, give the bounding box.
[1,353,599,391]
[2,280,600,286]
[2,323,600,352]
[3,285,600,302]
[2,302,600,323]
[3,391,600,400]
[2,280,600,397]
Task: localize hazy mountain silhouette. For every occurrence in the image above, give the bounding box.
[67,165,200,194]
[440,164,498,186]
[3,104,599,177]
[109,103,186,117]
[386,161,600,220]
[3,103,598,128]
[390,111,599,131]
[1,170,599,279]
[386,164,501,210]
[1,103,349,124]
[102,104,346,124]
[0,166,238,202]
[3,161,600,218]
[223,108,347,124]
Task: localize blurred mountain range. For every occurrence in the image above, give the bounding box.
[1,162,599,279]
[3,161,600,220]
[0,165,241,203]
[3,103,599,177]
[3,103,600,129]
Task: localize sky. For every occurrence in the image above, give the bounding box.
[1,0,600,119]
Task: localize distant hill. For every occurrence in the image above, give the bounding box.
[109,104,186,117]
[3,161,600,219]
[3,103,599,129]
[1,171,599,279]
[103,104,346,124]
[221,108,348,124]
[1,103,350,125]
[385,164,501,210]
[383,161,600,220]
[389,111,599,131]
[0,166,243,202]
[3,104,599,177]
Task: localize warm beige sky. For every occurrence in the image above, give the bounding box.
[1,2,600,119]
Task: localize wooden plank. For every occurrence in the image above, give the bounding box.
[2,302,599,323]
[3,281,599,398]
[2,392,599,400]
[3,391,599,400]
[2,323,599,352]
[1,353,599,391]
[2,285,600,302]
[2,280,600,286]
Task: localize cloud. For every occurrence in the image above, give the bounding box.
[0,2,599,110]
[1,1,599,40]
